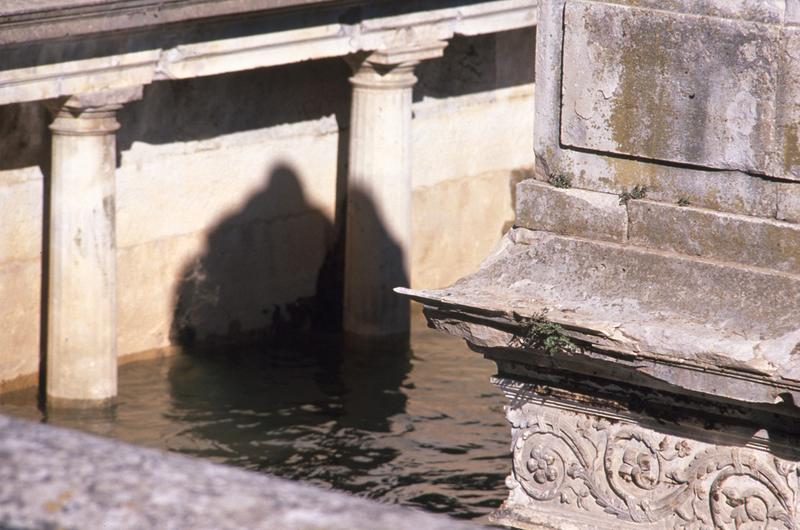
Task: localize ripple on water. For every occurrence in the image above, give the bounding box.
[0,314,510,522]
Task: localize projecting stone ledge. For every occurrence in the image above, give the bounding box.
[398,227,800,529]
[397,227,800,406]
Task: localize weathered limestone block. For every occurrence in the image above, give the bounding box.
[591,0,784,23]
[776,26,800,183]
[538,0,800,189]
[561,0,781,176]
[412,169,515,289]
[400,228,800,406]
[0,175,43,263]
[778,183,800,224]
[628,199,800,275]
[515,180,627,242]
[0,260,41,389]
[535,151,780,219]
[400,227,800,528]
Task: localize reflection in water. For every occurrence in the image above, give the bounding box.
[0,313,509,521]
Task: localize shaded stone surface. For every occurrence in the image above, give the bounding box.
[0,414,482,530]
[535,150,782,219]
[0,0,355,45]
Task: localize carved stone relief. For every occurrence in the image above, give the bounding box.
[499,393,799,529]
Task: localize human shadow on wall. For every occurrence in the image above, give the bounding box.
[165,166,412,491]
[170,163,343,349]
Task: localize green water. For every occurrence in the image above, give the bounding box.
[0,315,510,522]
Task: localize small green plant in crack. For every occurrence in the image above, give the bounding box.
[512,311,576,355]
[677,197,691,207]
[618,184,648,205]
[548,173,573,189]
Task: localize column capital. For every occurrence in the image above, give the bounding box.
[367,40,448,68]
[64,86,144,112]
[348,41,447,89]
[50,86,142,136]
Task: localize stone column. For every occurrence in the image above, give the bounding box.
[344,42,446,341]
[46,87,142,406]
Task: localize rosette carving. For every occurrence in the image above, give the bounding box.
[506,405,799,529]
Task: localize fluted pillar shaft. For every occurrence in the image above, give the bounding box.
[46,87,141,406]
[344,43,446,340]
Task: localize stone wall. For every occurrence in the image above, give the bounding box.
[529,0,800,261]
[0,28,534,389]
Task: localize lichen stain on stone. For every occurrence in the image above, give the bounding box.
[605,156,656,191]
[102,194,116,227]
[784,123,800,174]
[608,14,678,159]
[43,489,73,513]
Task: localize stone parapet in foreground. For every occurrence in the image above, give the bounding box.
[0,415,482,530]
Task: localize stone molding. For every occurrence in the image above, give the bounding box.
[495,379,800,530]
[50,107,121,137]
[0,0,536,105]
[49,87,144,137]
[348,41,448,89]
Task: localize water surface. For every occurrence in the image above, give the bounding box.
[0,313,510,522]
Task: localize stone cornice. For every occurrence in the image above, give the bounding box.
[0,0,361,46]
[0,0,537,106]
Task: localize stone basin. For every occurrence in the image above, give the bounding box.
[398,227,800,408]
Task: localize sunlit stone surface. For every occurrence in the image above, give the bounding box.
[404,0,800,528]
[0,0,537,401]
[46,88,142,404]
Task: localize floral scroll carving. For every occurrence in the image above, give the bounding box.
[505,406,799,529]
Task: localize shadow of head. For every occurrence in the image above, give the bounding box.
[170,162,341,350]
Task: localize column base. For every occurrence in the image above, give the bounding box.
[45,395,116,412]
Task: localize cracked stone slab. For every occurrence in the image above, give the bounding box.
[398,228,800,407]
